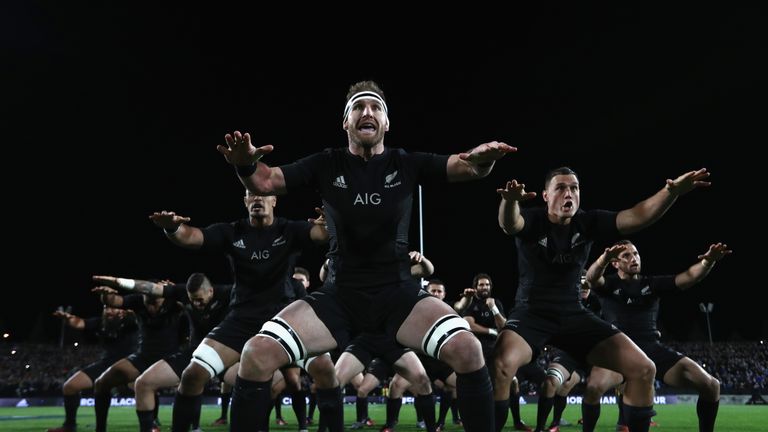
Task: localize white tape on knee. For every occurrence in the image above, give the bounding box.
[546,367,565,387]
[191,344,225,379]
[422,315,470,359]
[258,317,306,363]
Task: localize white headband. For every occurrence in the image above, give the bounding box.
[343,91,388,119]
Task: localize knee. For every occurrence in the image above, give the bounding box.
[308,360,337,389]
[583,382,604,403]
[493,351,520,383]
[62,381,79,396]
[410,373,433,395]
[241,337,282,373]
[625,358,655,383]
[439,332,483,373]
[134,376,149,393]
[703,375,720,399]
[180,363,210,392]
[93,377,108,394]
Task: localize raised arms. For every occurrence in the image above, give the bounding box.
[616,168,711,235]
[446,141,516,182]
[217,131,287,195]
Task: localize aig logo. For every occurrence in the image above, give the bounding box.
[251,250,270,260]
[354,193,381,206]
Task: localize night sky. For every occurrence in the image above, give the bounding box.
[3,5,762,343]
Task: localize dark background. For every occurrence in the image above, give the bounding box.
[2,5,763,343]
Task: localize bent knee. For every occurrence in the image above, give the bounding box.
[703,376,721,399]
[241,337,286,372]
[625,358,655,382]
[439,332,483,372]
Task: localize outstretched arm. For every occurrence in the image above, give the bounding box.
[446,141,516,182]
[497,180,537,235]
[149,211,204,249]
[91,286,124,308]
[52,310,85,330]
[453,288,475,314]
[585,244,629,289]
[408,251,435,279]
[92,275,166,296]
[616,168,710,235]
[217,131,287,195]
[675,243,732,290]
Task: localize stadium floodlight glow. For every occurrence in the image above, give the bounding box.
[2,333,8,338]
[73,342,79,347]
[698,302,714,345]
[11,350,16,355]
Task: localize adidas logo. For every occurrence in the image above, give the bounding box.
[538,237,548,247]
[332,175,348,189]
[272,236,286,246]
[640,286,651,295]
[233,239,245,249]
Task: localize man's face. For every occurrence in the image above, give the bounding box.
[293,273,310,289]
[244,192,277,219]
[543,174,580,220]
[613,244,641,275]
[188,285,214,311]
[428,283,446,300]
[344,98,389,148]
[475,278,492,299]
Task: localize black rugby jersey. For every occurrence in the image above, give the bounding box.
[596,273,677,341]
[514,207,618,311]
[282,147,448,288]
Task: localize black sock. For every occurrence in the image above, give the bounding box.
[552,395,566,426]
[292,390,308,428]
[696,398,719,432]
[137,409,155,432]
[617,394,625,426]
[509,393,523,424]
[220,391,231,420]
[171,393,201,432]
[416,401,424,422]
[450,394,460,424]
[275,394,284,420]
[535,396,554,430]
[308,392,317,419]
[356,396,368,422]
[415,394,436,432]
[231,376,273,432]
[94,392,111,432]
[437,390,451,425]
[153,392,160,423]
[63,394,79,427]
[385,397,402,427]
[581,402,600,432]
[456,366,494,432]
[317,386,343,432]
[623,404,655,432]
[192,393,201,429]
[493,400,509,432]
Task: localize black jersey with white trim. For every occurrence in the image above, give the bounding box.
[282,148,448,288]
[201,217,312,311]
[514,207,619,311]
[163,283,232,345]
[596,274,677,341]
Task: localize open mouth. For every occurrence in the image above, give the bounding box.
[358,121,377,133]
[563,201,574,211]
